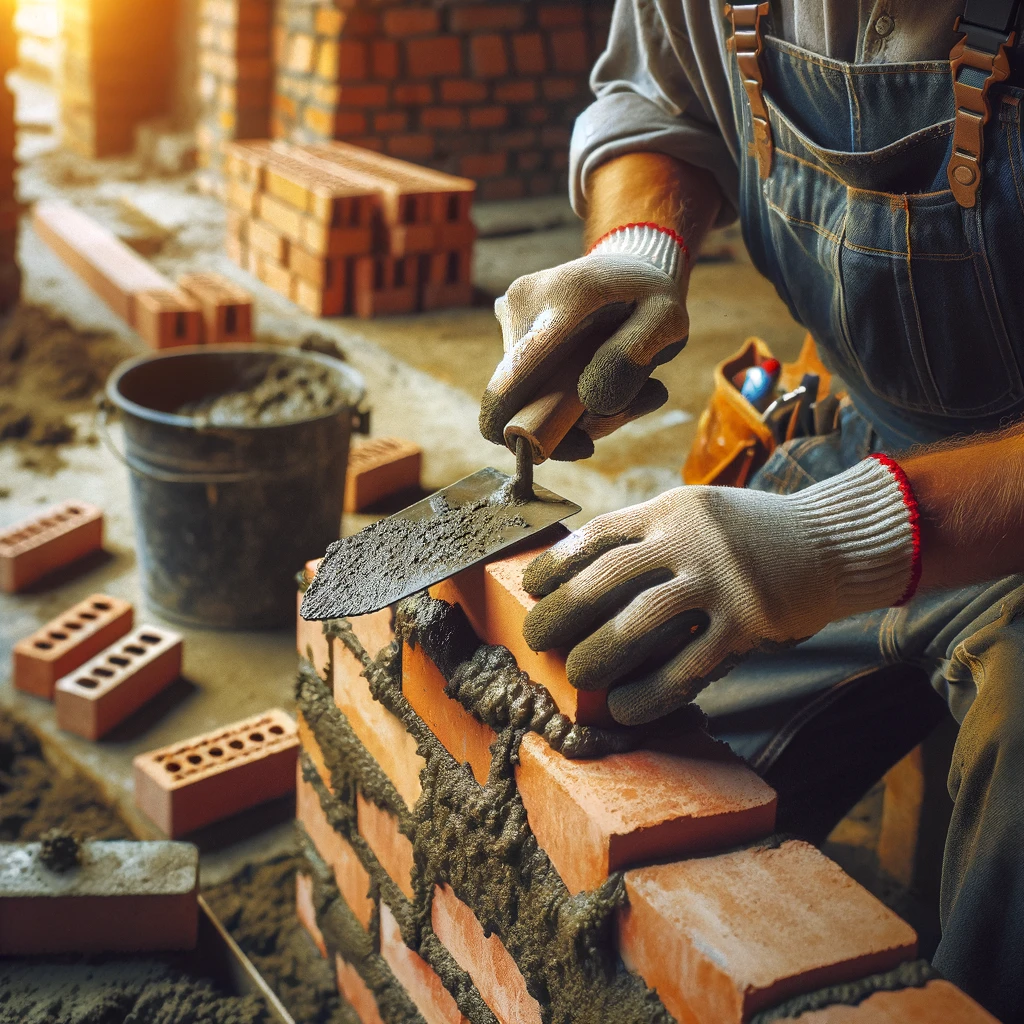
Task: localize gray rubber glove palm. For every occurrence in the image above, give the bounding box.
[479,225,689,461]
[521,457,918,725]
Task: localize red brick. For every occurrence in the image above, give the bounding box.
[549,28,589,72]
[430,530,614,726]
[339,83,389,107]
[357,792,414,899]
[440,79,487,103]
[319,39,367,81]
[296,871,328,957]
[449,5,526,32]
[380,901,469,1024]
[543,76,580,100]
[0,840,198,955]
[345,437,422,513]
[524,105,548,124]
[336,955,385,1024]
[495,79,537,103]
[0,500,104,594]
[419,106,462,130]
[332,609,426,809]
[458,153,508,179]
[469,34,508,78]
[374,111,408,133]
[530,173,557,195]
[402,641,496,785]
[334,111,369,135]
[133,709,299,837]
[469,106,507,129]
[517,730,776,894]
[134,289,204,349]
[248,218,289,262]
[388,134,436,160]
[13,594,133,700]
[511,33,546,74]
[431,884,542,1024]
[539,5,584,27]
[393,83,434,104]
[344,11,382,37]
[55,625,183,741]
[618,841,918,1024]
[407,37,462,77]
[297,768,374,928]
[177,271,254,344]
[372,40,399,79]
[383,8,439,36]
[779,980,999,1023]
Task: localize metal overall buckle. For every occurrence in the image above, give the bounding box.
[948,5,1020,207]
[725,3,773,179]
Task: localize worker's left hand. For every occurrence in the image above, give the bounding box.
[521,457,919,725]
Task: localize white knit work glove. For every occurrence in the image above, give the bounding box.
[479,224,690,461]
[522,456,921,725]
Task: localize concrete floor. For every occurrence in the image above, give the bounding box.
[0,116,806,883]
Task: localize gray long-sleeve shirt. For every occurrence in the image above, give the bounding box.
[570,1,965,223]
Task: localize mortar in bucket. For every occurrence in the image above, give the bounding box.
[105,345,367,629]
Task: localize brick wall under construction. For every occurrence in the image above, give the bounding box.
[198,0,612,200]
[293,537,999,1024]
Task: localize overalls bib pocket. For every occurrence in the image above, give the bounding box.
[733,35,1024,426]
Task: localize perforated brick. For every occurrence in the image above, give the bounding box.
[0,500,103,593]
[13,593,133,700]
[55,625,183,740]
[133,708,298,837]
[177,271,253,343]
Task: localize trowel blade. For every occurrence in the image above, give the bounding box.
[300,466,580,619]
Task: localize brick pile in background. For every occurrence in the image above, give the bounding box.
[224,139,475,317]
[60,0,177,157]
[291,543,1000,1023]
[270,0,613,201]
[196,0,273,189]
[0,0,18,311]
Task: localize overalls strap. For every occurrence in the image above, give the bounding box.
[948,0,1022,204]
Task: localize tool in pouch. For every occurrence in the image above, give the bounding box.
[300,332,616,620]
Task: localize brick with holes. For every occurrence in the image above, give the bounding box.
[344,437,423,513]
[352,255,418,318]
[0,501,104,593]
[13,593,134,700]
[133,708,299,837]
[177,272,253,343]
[134,288,204,349]
[55,625,183,741]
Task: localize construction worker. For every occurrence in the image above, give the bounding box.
[480,3,1024,1018]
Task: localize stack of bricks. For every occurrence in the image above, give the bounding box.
[224,139,475,317]
[294,535,1001,1024]
[0,0,18,311]
[196,0,274,188]
[188,0,613,200]
[60,0,177,158]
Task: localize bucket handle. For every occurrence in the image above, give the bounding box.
[96,398,373,485]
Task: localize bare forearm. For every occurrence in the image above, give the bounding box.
[583,152,723,252]
[903,424,1024,590]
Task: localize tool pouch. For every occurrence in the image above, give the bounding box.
[682,333,836,487]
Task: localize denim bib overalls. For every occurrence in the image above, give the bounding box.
[695,11,1024,1015]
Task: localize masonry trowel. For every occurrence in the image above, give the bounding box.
[300,351,592,620]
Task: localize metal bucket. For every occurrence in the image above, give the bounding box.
[105,345,366,629]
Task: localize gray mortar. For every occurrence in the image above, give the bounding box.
[296,597,677,1024]
[175,355,347,427]
[301,491,530,620]
[38,828,80,872]
[750,960,940,1022]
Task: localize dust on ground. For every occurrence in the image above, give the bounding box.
[0,303,136,475]
[205,854,357,1024]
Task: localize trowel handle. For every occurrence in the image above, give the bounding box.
[503,361,585,465]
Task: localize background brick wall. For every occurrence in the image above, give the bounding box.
[267,0,612,200]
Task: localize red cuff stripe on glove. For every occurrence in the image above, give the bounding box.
[869,452,922,606]
[586,222,691,267]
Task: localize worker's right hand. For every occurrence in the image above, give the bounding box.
[479,224,690,461]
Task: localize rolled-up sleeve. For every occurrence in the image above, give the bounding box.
[570,0,740,224]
